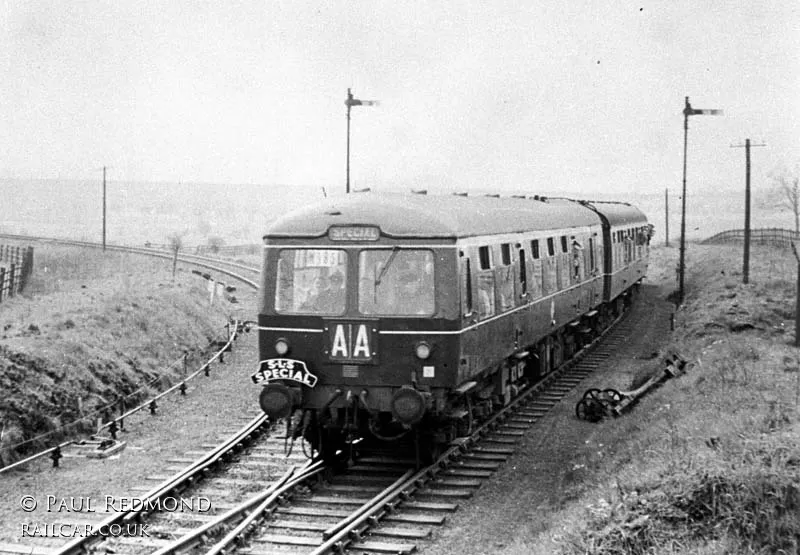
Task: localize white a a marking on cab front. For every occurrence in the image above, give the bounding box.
[331,325,348,357]
[353,325,370,358]
[330,323,372,360]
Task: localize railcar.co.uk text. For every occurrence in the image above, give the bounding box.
[22,523,150,538]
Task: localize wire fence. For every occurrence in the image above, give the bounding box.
[143,243,261,257]
[0,320,244,473]
[701,227,800,248]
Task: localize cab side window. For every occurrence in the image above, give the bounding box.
[477,246,495,319]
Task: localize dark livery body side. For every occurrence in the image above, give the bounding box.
[253,193,649,460]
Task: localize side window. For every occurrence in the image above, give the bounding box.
[477,271,495,319]
[500,243,511,266]
[531,239,540,260]
[560,236,568,253]
[519,248,527,295]
[589,237,595,272]
[547,237,555,256]
[479,246,492,270]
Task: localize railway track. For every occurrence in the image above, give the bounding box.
[5,288,667,555]
[3,287,666,555]
[0,233,260,289]
[8,415,313,555]
[75,288,661,555]
[3,230,670,555]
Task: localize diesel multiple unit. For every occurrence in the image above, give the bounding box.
[252,192,650,461]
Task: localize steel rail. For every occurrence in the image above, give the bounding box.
[53,413,269,555]
[203,460,327,555]
[149,460,321,555]
[309,469,415,554]
[302,306,633,555]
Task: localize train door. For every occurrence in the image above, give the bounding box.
[517,245,528,305]
[476,246,496,320]
[543,237,557,295]
[459,251,474,325]
[496,243,515,312]
[529,239,543,299]
[570,234,584,285]
[585,234,598,307]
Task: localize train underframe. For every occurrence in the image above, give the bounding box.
[288,285,639,466]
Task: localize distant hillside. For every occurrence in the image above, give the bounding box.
[0,179,792,247]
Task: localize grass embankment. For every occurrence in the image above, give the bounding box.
[534,244,800,554]
[0,246,235,464]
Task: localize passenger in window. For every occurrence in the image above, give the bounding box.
[305,271,345,313]
[571,238,583,279]
[477,273,495,319]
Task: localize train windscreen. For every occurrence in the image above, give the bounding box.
[358,249,434,316]
[274,249,348,315]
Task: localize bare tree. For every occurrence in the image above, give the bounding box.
[168,233,184,279]
[772,165,800,233]
[207,236,225,254]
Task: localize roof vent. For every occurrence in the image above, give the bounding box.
[453,192,468,197]
[353,188,371,193]
[511,194,526,199]
[325,210,342,216]
[484,193,500,198]
[411,189,428,195]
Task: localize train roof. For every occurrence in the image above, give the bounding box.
[264,193,647,240]
[581,200,649,227]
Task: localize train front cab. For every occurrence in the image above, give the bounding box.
[253,230,462,452]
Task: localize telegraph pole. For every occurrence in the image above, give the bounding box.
[665,188,670,247]
[678,96,723,305]
[344,89,378,194]
[102,166,107,251]
[730,139,766,284]
[346,91,351,194]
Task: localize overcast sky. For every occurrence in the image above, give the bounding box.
[1,1,798,196]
